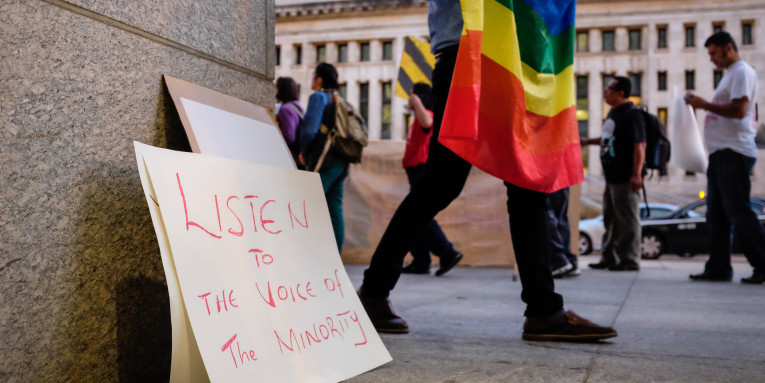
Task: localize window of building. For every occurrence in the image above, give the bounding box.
[381,81,392,139]
[685,70,695,90]
[316,44,326,63]
[576,75,589,135]
[576,31,589,52]
[685,24,695,47]
[629,29,642,50]
[602,30,615,51]
[742,21,753,45]
[295,45,302,65]
[337,43,348,63]
[629,72,642,105]
[629,73,642,96]
[713,22,725,34]
[658,71,667,91]
[339,83,347,99]
[714,70,723,89]
[359,82,369,122]
[382,41,393,61]
[275,46,280,66]
[360,42,370,62]
[657,26,667,49]
[657,108,668,125]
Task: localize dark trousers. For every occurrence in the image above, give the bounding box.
[547,187,577,270]
[362,46,563,318]
[705,149,765,277]
[404,164,460,267]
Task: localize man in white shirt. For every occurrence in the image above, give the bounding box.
[685,31,765,284]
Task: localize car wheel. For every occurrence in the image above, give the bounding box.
[641,232,665,259]
[579,232,592,255]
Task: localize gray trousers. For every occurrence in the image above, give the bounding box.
[601,183,641,265]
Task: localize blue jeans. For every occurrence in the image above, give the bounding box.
[547,187,577,270]
[705,149,765,277]
[320,161,349,252]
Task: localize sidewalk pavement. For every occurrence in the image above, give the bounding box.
[345,255,765,383]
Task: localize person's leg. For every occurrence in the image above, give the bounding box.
[506,183,564,318]
[609,183,641,268]
[701,151,735,279]
[591,186,617,268]
[547,188,573,273]
[320,162,349,252]
[361,46,468,298]
[405,164,463,275]
[402,165,434,272]
[714,151,765,277]
[513,184,618,342]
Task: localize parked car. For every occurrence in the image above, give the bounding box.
[640,198,765,259]
[579,203,679,255]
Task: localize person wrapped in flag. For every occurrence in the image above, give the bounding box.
[356,0,617,342]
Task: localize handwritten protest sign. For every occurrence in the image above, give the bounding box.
[135,142,391,382]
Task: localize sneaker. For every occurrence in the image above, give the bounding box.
[551,263,574,277]
[608,262,639,271]
[689,272,732,282]
[522,310,617,342]
[401,263,430,275]
[588,261,614,270]
[555,267,581,279]
[741,273,765,285]
[435,252,463,277]
[357,288,409,334]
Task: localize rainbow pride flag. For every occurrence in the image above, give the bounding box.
[439,0,583,193]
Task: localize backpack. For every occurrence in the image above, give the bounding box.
[329,92,368,163]
[312,92,368,171]
[640,109,671,178]
[639,109,671,218]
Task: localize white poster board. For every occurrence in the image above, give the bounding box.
[163,75,296,169]
[135,142,391,382]
[180,97,295,169]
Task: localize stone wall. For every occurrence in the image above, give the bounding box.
[0,1,274,381]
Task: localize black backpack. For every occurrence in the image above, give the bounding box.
[639,109,671,218]
[640,109,671,178]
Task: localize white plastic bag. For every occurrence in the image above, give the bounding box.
[670,88,708,173]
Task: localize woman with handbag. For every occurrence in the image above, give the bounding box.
[298,63,350,251]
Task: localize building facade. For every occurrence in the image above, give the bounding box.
[275,0,428,141]
[276,0,765,188]
[575,0,765,176]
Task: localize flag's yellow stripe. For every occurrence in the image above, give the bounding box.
[460,0,484,35]
[481,0,574,117]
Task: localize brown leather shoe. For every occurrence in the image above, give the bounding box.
[357,288,409,334]
[522,310,617,342]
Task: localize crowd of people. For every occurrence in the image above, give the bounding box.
[273,1,763,342]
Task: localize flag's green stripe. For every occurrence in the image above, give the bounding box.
[493,0,574,75]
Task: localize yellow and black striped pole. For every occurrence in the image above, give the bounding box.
[395,36,436,100]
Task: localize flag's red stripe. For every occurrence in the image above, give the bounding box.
[440,55,583,192]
